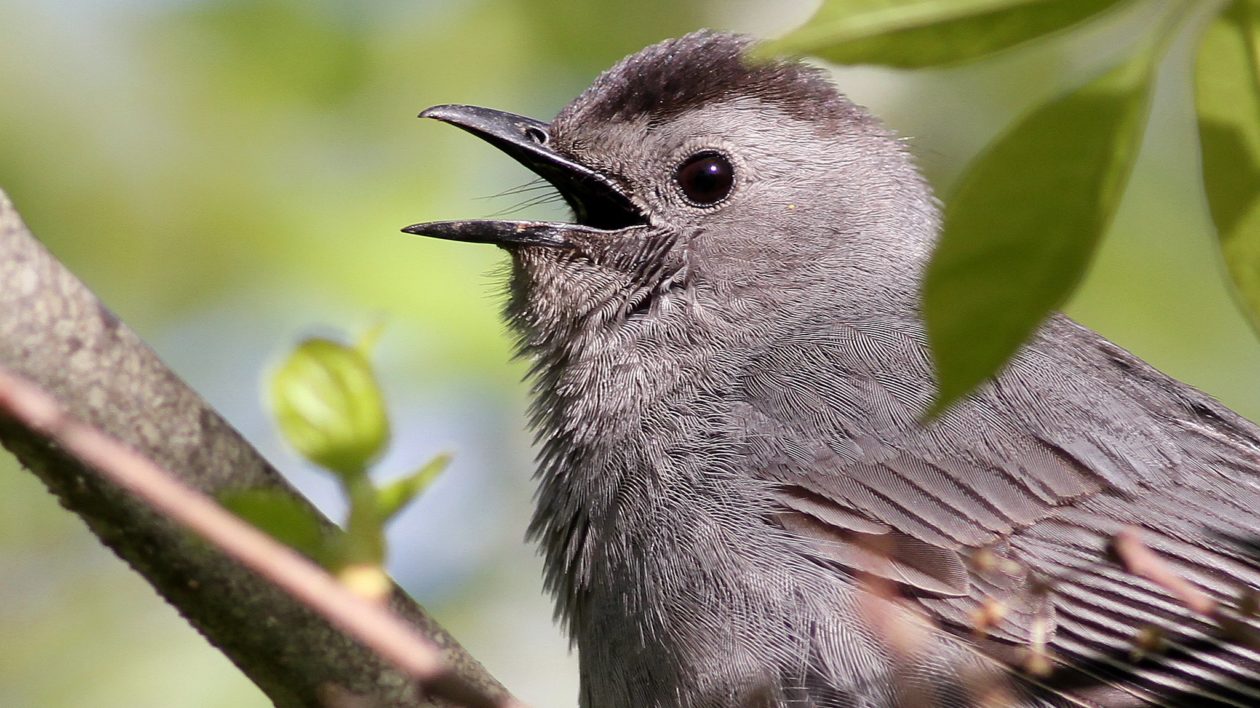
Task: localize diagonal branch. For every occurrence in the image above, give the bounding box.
[0,189,511,707]
[0,366,520,708]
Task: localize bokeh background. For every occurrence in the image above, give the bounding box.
[2,1,1258,706]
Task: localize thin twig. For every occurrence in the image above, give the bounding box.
[1110,526,1217,617]
[0,366,523,708]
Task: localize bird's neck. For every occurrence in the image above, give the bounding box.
[513,293,757,638]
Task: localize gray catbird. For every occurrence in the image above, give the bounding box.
[404,31,1260,707]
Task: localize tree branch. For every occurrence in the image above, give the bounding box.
[0,189,511,707]
[0,366,519,708]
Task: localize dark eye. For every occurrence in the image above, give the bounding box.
[675,151,734,206]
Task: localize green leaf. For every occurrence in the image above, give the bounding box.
[376,453,452,521]
[219,489,334,565]
[759,0,1131,68]
[269,337,390,479]
[1196,0,1260,332]
[924,50,1155,415]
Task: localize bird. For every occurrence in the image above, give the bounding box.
[404,31,1260,707]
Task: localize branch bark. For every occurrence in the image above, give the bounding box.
[0,189,511,707]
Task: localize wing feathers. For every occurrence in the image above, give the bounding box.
[739,314,1260,703]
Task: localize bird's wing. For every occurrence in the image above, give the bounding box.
[735,313,1260,705]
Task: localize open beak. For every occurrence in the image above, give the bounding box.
[402,104,645,248]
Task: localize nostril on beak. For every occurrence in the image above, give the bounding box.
[525,126,549,145]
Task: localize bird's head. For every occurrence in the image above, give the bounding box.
[405,31,938,353]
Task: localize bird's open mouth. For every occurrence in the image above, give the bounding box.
[402,104,647,248]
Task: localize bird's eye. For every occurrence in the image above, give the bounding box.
[675,151,734,206]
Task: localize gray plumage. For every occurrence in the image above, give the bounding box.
[407,31,1260,707]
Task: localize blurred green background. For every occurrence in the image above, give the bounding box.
[2,1,1258,706]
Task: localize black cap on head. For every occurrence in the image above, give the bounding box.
[553,31,861,131]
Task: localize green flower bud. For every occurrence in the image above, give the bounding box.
[269,338,389,478]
